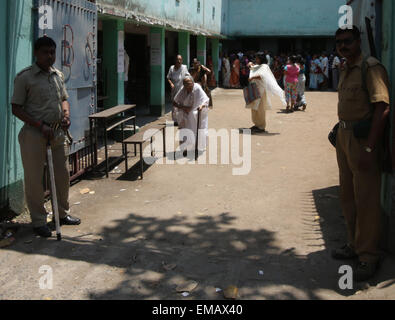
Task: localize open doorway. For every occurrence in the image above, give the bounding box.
[124,33,149,109]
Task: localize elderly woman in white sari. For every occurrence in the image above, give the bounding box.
[247,53,286,132]
[173,76,210,156]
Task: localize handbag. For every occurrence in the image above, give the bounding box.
[243,82,261,105]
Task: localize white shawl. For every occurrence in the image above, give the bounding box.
[246,64,286,110]
[174,83,209,112]
[174,83,210,150]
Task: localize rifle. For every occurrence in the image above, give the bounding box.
[365,17,377,58]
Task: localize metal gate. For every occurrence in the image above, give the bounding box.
[34,0,97,180]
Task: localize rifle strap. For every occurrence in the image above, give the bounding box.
[361,56,373,114]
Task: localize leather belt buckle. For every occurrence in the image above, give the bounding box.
[339,120,346,129]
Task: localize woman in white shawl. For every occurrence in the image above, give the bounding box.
[247,53,286,132]
[173,76,210,156]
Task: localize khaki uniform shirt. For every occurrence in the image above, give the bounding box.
[338,54,390,121]
[11,63,69,124]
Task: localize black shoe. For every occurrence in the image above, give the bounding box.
[331,244,357,260]
[354,261,379,282]
[33,225,52,238]
[251,126,265,133]
[58,215,81,226]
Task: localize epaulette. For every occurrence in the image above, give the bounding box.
[15,66,33,77]
[365,56,381,68]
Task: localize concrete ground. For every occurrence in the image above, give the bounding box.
[1,88,395,300]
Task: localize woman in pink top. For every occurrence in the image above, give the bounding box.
[284,56,300,112]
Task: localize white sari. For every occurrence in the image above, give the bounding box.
[222,58,231,88]
[174,83,210,151]
[246,64,286,110]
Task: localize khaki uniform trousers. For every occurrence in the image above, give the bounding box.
[18,125,70,227]
[336,127,382,263]
[251,95,267,130]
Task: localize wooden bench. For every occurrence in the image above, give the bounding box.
[122,123,166,179]
[89,104,137,177]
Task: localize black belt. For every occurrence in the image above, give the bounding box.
[339,120,358,130]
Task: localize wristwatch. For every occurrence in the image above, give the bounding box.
[364,146,373,153]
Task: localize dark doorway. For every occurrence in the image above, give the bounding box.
[190,35,197,69]
[278,38,296,54]
[124,33,149,108]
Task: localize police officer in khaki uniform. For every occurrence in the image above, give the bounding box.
[332,26,390,281]
[12,37,81,238]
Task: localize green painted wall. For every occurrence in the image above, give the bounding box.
[103,19,125,108]
[0,0,8,210]
[0,0,33,216]
[211,38,219,82]
[178,31,190,69]
[382,0,395,99]
[197,35,206,66]
[381,0,395,253]
[150,27,165,116]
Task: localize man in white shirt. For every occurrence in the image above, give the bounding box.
[321,52,329,78]
[265,50,271,67]
[331,55,341,90]
[167,55,190,123]
[320,52,329,90]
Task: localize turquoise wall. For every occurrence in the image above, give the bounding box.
[97,0,225,36]
[0,0,7,209]
[97,0,346,37]
[0,0,33,214]
[381,0,395,253]
[228,0,346,36]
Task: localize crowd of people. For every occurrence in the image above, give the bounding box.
[220,50,345,92]
[165,49,346,143]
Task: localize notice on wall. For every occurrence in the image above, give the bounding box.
[197,49,206,64]
[150,33,162,66]
[118,31,125,73]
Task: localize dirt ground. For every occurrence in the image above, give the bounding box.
[1,88,395,300]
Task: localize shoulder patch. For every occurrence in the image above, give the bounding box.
[366,56,380,68]
[15,66,33,78]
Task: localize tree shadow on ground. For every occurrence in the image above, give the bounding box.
[4,209,363,299]
[311,185,395,293]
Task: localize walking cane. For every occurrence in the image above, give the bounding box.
[195,108,202,161]
[47,140,62,241]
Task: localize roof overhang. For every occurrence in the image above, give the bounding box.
[97,4,228,39]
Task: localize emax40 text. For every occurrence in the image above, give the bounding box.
[197,304,243,315]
